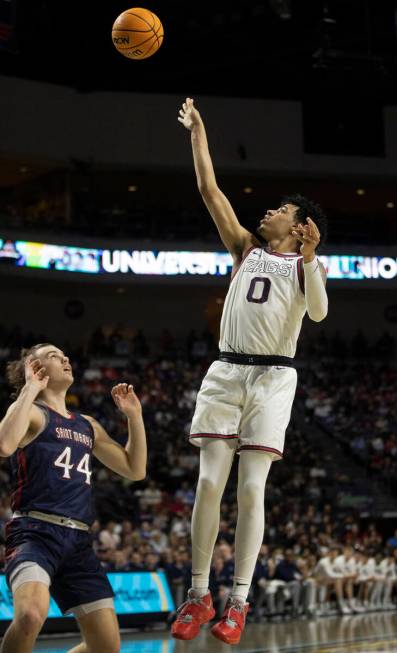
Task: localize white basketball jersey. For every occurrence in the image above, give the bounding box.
[334,555,356,576]
[219,247,306,357]
[380,558,396,579]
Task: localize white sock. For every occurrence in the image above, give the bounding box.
[232,451,272,604]
[190,439,237,595]
[189,586,209,598]
[318,585,327,604]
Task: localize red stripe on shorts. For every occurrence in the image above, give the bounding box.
[189,433,239,439]
[237,444,283,457]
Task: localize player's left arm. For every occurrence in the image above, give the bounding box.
[292,217,328,322]
[87,383,147,481]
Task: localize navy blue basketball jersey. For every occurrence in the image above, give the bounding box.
[10,403,95,525]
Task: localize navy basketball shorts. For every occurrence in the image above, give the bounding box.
[5,517,114,615]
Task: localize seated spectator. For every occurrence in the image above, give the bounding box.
[164,550,191,609]
[175,481,195,506]
[267,549,303,618]
[209,556,234,618]
[99,520,121,550]
[386,529,397,549]
[315,547,351,615]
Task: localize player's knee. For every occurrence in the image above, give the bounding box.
[87,637,120,653]
[197,476,222,501]
[102,645,120,653]
[15,605,46,635]
[238,480,264,509]
[112,633,121,653]
[97,639,120,653]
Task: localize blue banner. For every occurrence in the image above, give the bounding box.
[119,642,175,653]
[110,571,175,615]
[0,572,174,620]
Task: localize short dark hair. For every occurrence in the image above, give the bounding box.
[281,194,328,252]
[6,343,52,399]
[329,546,340,554]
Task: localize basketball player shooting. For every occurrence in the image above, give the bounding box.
[172,98,328,645]
[0,344,147,653]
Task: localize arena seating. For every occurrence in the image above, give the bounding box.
[299,331,397,495]
[0,326,396,619]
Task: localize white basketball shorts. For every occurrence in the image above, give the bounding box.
[189,360,297,460]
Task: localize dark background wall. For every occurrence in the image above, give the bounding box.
[1,275,395,344]
[1,76,397,176]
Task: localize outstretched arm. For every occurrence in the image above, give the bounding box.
[178,97,258,260]
[90,383,147,481]
[292,218,328,322]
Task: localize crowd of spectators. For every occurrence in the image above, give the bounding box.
[299,330,397,493]
[0,325,396,621]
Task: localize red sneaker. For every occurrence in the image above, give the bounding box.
[171,589,215,640]
[211,597,249,645]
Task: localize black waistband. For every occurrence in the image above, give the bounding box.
[219,352,295,367]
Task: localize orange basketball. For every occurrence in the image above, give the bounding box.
[112,7,164,60]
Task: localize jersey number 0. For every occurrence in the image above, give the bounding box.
[246,277,271,304]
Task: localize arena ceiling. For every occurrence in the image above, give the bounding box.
[1,0,396,246]
[0,0,396,102]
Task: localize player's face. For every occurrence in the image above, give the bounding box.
[257,203,299,240]
[34,345,74,386]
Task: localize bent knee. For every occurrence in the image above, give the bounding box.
[15,606,46,635]
[90,642,120,653]
[87,629,121,653]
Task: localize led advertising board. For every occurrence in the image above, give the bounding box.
[0,237,396,280]
[0,571,174,620]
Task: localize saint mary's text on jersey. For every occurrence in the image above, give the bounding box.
[55,427,93,449]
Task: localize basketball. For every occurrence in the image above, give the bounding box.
[112,7,164,60]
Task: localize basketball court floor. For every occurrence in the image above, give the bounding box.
[32,612,397,652]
